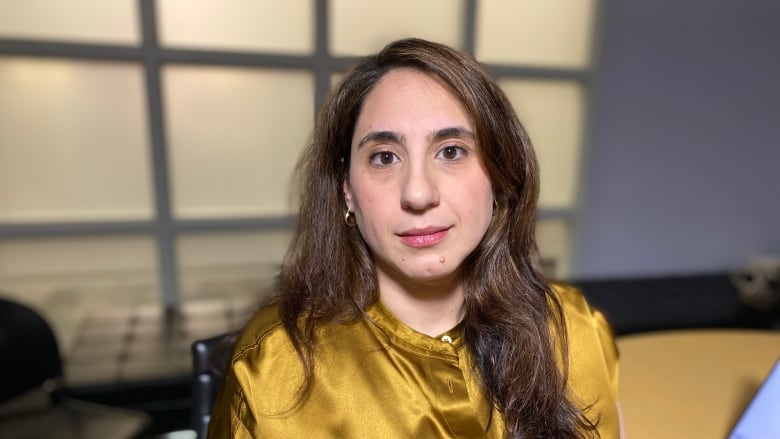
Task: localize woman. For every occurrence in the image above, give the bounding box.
[209,38,619,438]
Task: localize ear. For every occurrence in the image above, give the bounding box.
[343,178,354,211]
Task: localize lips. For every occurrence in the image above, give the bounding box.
[397,226,450,248]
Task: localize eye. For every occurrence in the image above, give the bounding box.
[437,145,466,161]
[369,150,399,166]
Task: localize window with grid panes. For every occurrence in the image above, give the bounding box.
[0,0,597,348]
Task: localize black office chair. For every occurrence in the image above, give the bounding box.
[191,332,236,439]
[0,296,151,439]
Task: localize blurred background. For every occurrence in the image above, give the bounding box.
[0,0,778,436]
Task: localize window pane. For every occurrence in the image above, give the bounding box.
[0,57,153,222]
[177,230,291,303]
[330,0,464,56]
[163,66,313,219]
[476,0,595,68]
[331,72,344,89]
[0,0,139,44]
[158,0,314,54]
[498,79,584,209]
[0,235,159,354]
[536,218,570,279]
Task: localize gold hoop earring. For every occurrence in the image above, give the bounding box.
[344,210,357,227]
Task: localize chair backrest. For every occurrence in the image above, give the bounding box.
[0,297,153,438]
[191,332,236,439]
[0,297,63,403]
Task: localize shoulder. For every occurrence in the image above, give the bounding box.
[216,304,305,419]
[229,303,302,386]
[550,283,612,340]
[232,303,287,358]
[548,283,618,383]
[550,282,592,316]
[550,283,621,435]
[549,282,617,360]
[208,304,296,437]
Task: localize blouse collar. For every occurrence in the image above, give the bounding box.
[365,299,465,357]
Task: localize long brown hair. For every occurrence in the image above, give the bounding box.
[278,38,597,438]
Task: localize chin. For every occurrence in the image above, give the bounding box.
[402,263,461,284]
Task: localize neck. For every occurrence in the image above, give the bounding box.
[376,268,465,337]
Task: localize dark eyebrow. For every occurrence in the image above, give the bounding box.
[429,127,475,142]
[356,131,405,149]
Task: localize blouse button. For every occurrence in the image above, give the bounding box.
[441,335,453,344]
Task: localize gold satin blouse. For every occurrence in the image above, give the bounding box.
[208,285,619,438]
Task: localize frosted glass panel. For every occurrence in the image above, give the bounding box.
[0,0,138,44]
[330,0,463,56]
[331,72,344,89]
[178,230,291,269]
[476,0,595,68]
[0,236,157,279]
[536,218,570,279]
[0,235,159,352]
[164,66,313,218]
[177,230,292,300]
[499,79,584,209]
[0,57,152,222]
[158,0,313,54]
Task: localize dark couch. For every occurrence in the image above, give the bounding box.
[571,272,774,336]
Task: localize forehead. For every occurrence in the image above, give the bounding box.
[353,69,473,135]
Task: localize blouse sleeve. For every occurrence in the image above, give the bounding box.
[554,283,620,437]
[591,307,620,393]
[208,367,256,439]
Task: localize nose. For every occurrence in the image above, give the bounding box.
[400,160,440,211]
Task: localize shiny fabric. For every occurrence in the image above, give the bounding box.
[208,285,619,438]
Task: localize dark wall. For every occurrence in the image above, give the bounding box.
[577,0,780,278]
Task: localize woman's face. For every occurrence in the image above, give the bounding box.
[344,69,494,292]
